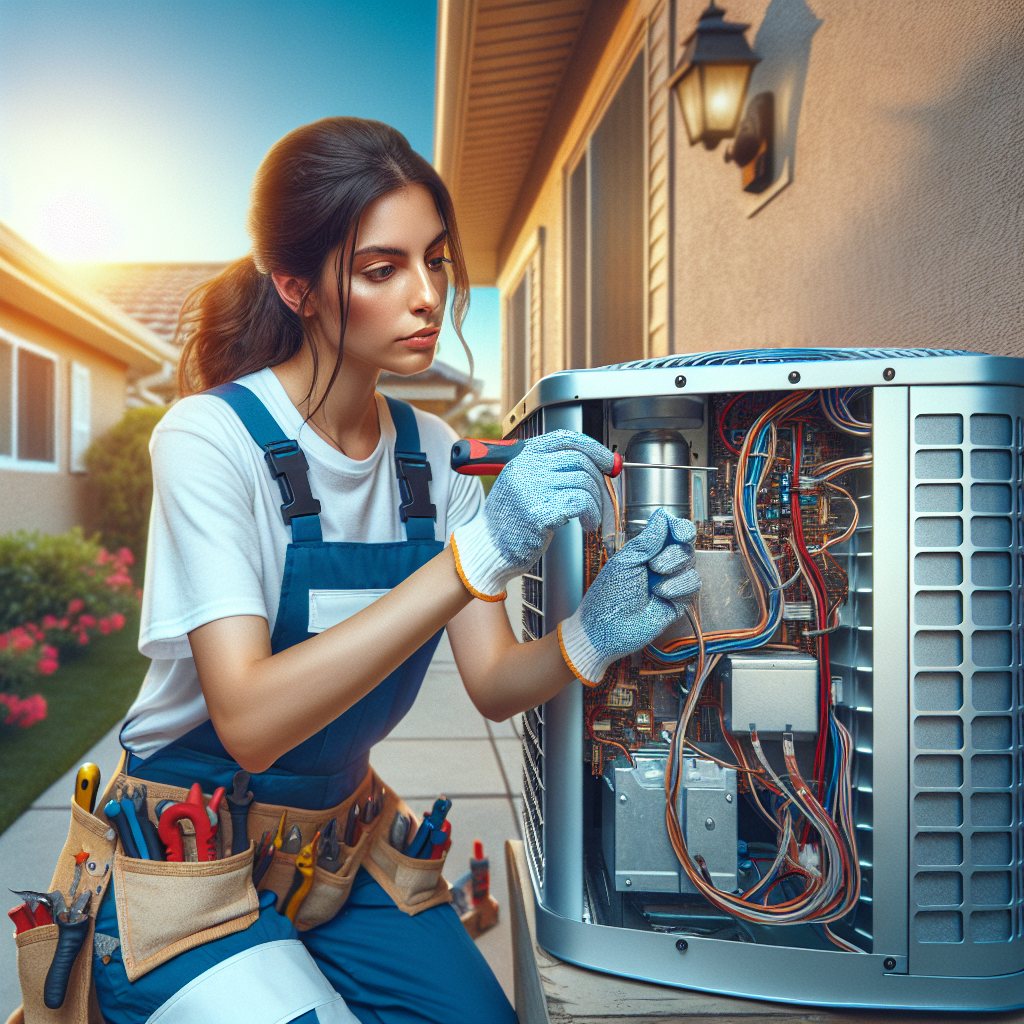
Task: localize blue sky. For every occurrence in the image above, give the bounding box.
[0,0,501,399]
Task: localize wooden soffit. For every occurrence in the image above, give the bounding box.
[436,0,617,286]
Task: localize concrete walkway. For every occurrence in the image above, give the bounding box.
[0,629,524,1017]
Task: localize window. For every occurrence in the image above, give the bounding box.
[566,53,645,368]
[70,362,91,473]
[0,333,58,468]
[507,272,530,409]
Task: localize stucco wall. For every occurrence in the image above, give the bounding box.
[0,300,127,535]
[670,0,1024,356]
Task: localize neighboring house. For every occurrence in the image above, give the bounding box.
[0,223,178,535]
[434,0,1024,415]
[76,261,483,420]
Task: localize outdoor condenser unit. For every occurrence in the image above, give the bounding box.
[507,349,1024,1011]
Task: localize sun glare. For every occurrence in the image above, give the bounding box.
[36,190,121,261]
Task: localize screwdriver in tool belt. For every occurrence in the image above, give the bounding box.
[451,438,623,477]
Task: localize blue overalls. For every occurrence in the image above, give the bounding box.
[93,384,516,1024]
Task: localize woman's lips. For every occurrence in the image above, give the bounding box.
[397,327,439,350]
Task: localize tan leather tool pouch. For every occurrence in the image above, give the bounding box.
[14,797,115,1024]
[111,844,258,982]
[293,830,371,932]
[363,789,451,916]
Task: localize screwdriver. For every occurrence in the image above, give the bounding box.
[451,438,622,477]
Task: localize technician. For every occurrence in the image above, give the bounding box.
[91,118,700,1024]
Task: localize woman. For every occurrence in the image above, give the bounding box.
[93,118,699,1024]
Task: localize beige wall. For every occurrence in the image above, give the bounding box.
[498,0,1023,411]
[670,0,1024,357]
[0,299,127,536]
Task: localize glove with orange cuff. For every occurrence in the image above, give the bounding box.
[557,509,701,686]
[450,430,615,601]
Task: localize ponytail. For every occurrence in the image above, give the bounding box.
[176,257,303,395]
[174,118,471,401]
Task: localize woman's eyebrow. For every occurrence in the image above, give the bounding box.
[353,230,448,259]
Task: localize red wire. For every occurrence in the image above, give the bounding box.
[717,394,743,455]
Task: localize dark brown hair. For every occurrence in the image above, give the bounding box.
[176,117,470,400]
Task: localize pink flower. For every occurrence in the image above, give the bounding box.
[110,612,126,631]
[98,619,111,635]
[67,598,84,614]
[42,614,58,629]
[117,547,135,566]
[37,657,59,675]
[96,548,110,565]
[12,633,34,652]
[58,617,69,629]
[78,632,90,646]
[105,572,132,587]
[41,645,58,659]
[24,623,42,639]
[78,615,96,628]
[0,635,7,652]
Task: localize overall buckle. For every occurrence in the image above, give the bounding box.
[264,441,322,526]
[394,452,436,523]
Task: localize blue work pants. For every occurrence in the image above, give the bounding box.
[93,867,517,1024]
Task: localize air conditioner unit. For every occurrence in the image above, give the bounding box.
[507,349,1023,1011]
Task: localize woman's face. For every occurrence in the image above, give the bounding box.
[312,183,449,378]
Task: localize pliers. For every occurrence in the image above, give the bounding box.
[44,891,90,1009]
[282,830,320,921]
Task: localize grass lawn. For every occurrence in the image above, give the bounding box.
[0,608,149,834]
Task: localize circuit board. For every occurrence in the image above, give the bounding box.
[582,390,867,777]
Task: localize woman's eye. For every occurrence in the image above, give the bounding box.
[365,265,395,281]
[428,256,451,271]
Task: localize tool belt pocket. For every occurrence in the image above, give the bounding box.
[293,830,371,932]
[364,791,451,916]
[111,844,258,982]
[15,922,95,1024]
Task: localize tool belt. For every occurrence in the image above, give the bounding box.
[10,754,450,1024]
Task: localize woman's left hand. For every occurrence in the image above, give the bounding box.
[557,508,701,686]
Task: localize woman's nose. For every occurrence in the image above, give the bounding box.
[410,264,442,315]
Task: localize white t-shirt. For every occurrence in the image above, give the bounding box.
[121,367,484,758]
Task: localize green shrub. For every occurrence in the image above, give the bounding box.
[84,404,167,570]
[0,529,137,635]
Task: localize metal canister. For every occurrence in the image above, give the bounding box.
[623,429,691,537]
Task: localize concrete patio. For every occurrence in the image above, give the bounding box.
[0,628,524,1017]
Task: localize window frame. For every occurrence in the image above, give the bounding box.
[0,327,60,473]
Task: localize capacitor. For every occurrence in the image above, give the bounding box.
[623,429,691,538]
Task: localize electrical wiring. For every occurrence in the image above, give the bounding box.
[819,389,871,437]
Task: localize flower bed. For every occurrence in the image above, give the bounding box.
[0,531,139,732]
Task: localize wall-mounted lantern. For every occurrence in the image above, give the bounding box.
[669,3,774,193]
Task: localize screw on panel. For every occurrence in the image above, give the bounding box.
[725,793,733,803]
[883,957,897,971]
[675,375,687,388]
[883,367,895,381]
[788,371,801,384]
[619,794,628,803]
[705,818,715,830]
[625,878,632,887]
[676,938,688,952]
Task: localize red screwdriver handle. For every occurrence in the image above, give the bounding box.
[451,439,622,477]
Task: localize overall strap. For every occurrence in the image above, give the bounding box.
[384,395,436,541]
[207,382,323,543]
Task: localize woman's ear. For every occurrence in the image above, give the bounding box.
[271,271,315,316]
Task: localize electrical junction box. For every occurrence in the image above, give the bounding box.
[602,756,738,895]
[510,348,1024,1012]
[721,651,820,739]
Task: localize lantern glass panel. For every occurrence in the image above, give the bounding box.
[702,62,752,135]
[675,66,704,145]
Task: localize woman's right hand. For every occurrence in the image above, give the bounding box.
[450,429,615,600]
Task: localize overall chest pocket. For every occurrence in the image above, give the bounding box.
[307,589,390,633]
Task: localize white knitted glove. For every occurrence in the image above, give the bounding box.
[451,430,615,600]
[558,509,701,686]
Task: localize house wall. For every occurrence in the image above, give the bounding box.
[497,0,1023,411]
[0,299,127,535]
